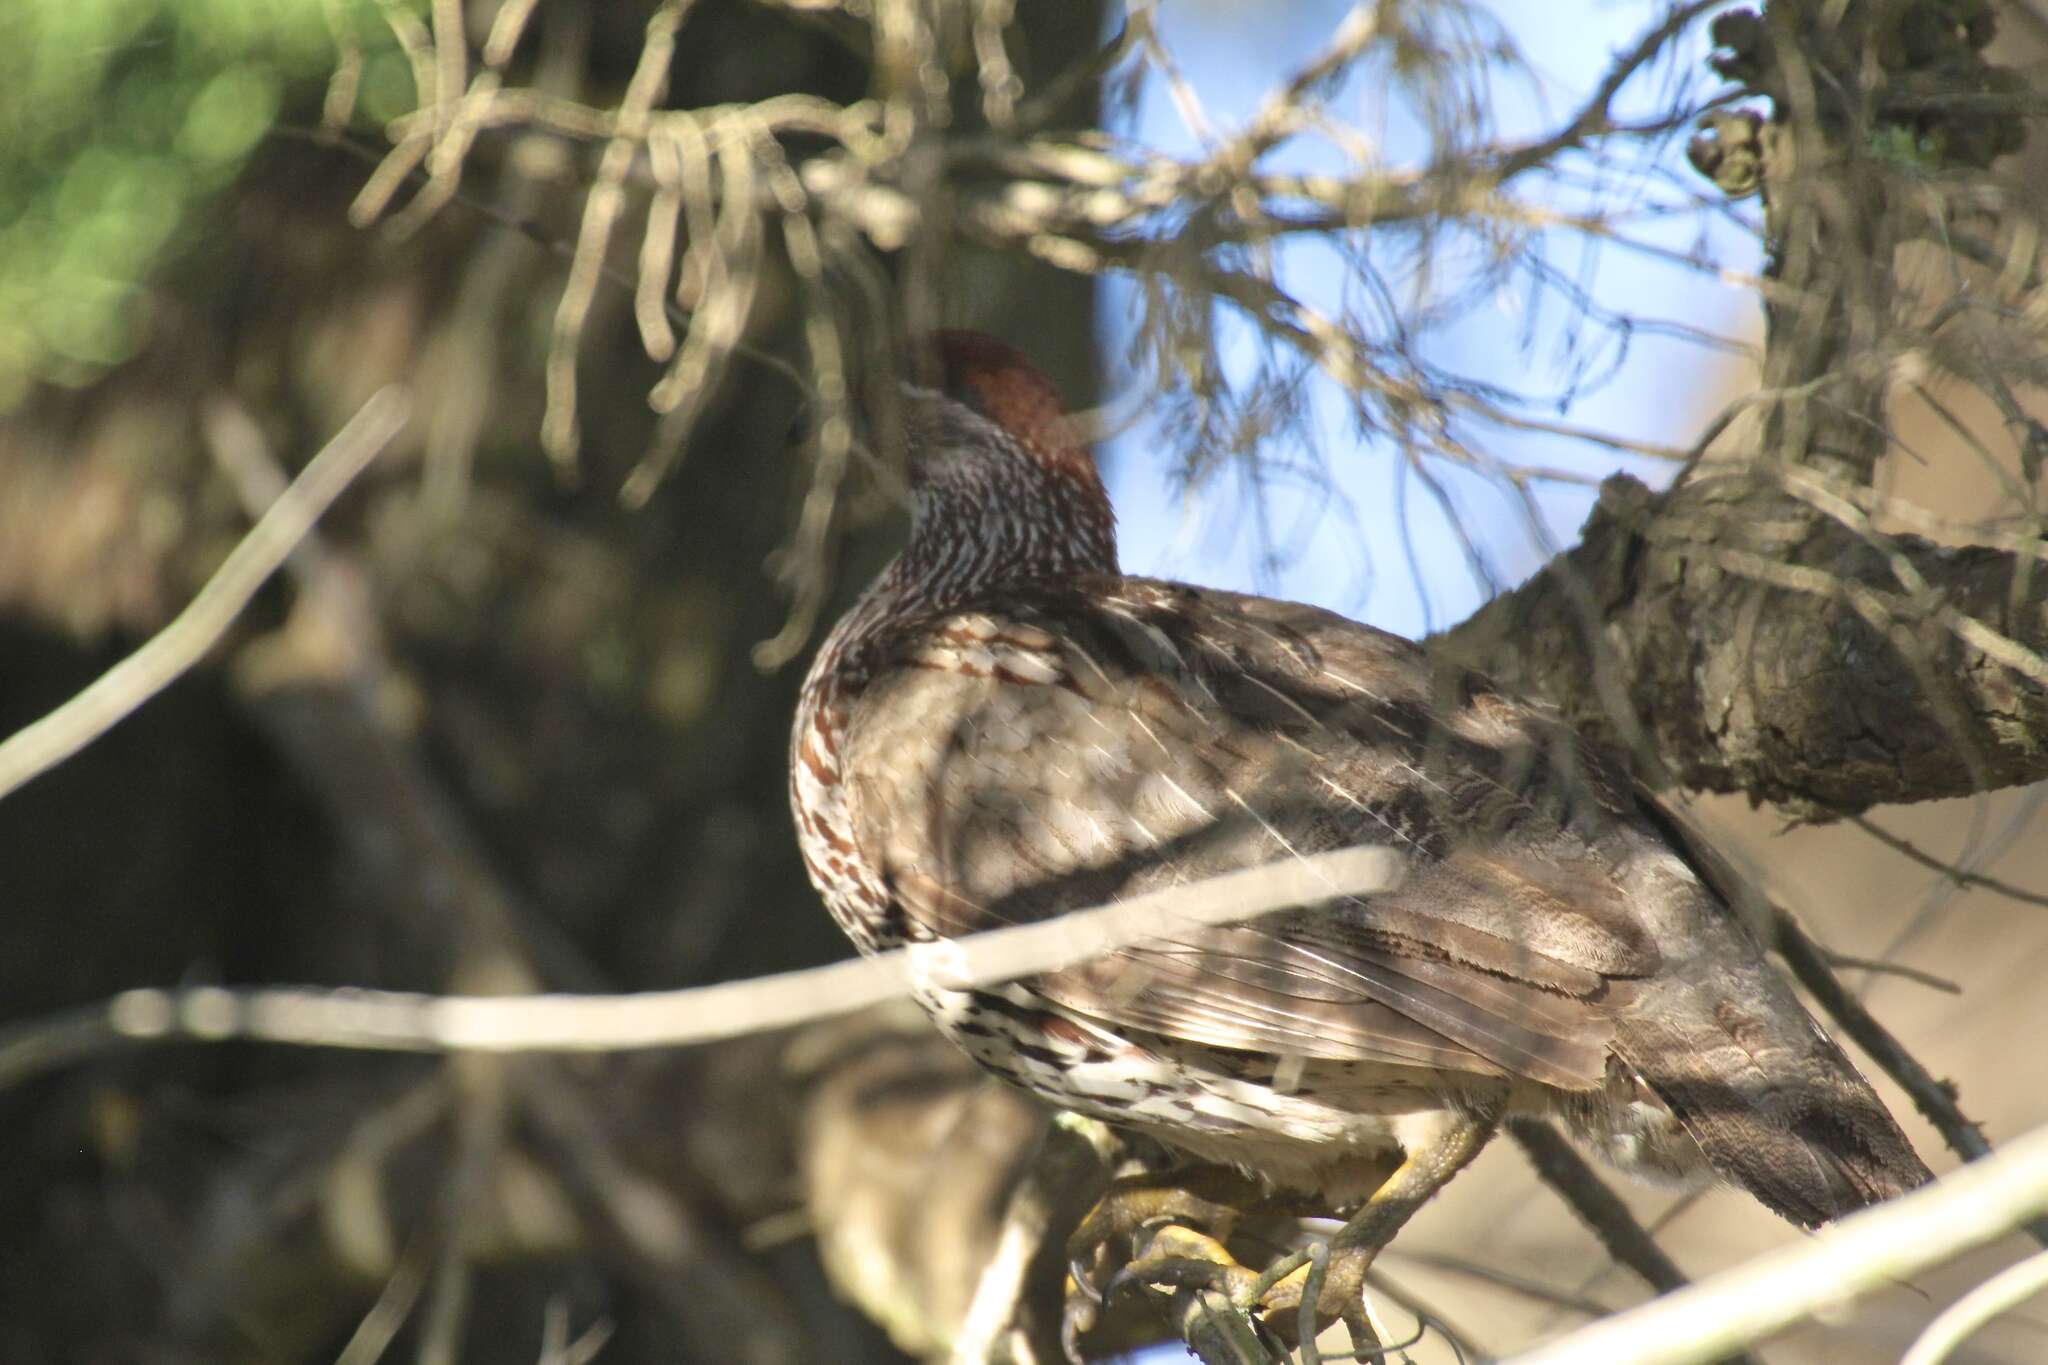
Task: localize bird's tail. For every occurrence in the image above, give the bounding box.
[1610,868,1931,1227]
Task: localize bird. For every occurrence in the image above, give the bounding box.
[789,329,1931,1352]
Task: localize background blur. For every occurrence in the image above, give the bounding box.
[1,2,2044,1362]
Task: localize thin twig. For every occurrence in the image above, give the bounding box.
[950,1171,1053,1365]
[1508,1121,1762,1365]
[535,1302,613,1365]
[1172,1287,1277,1365]
[415,1055,502,1365]
[950,1117,1113,1365]
[334,1231,437,1365]
[0,388,409,804]
[1773,910,2048,1249]
[541,0,700,469]
[1500,1121,2048,1365]
[269,124,816,404]
[1377,1252,1610,1319]
[1816,952,1960,996]
[517,1063,808,1358]
[1897,1245,2048,1365]
[0,846,1405,1085]
[1852,815,2048,911]
[1507,1122,1687,1296]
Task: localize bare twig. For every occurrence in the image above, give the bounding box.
[335,1231,438,1365]
[1814,952,1960,996]
[1851,815,2048,911]
[535,1301,614,1365]
[1172,1287,1275,1365]
[205,391,810,1359]
[415,1055,505,1365]
[1506,1122,1687,1297]
[1500,1121,2048,1365]
[0,846,1405,1084]
[1508,1121,1762,1365]
[517,1063,807,1362]
[0,388,408,804]
[1492,0,1724,180]
[1358,1271,1482,1363]
[1773,919,1973,1151]
[1775,911,2048,1248]
[950,1117,1114,1365]
[1377,1251,1611,1319]
[1898,1245,2048,1365]
[542,0,700,469]
[482,0,543,69]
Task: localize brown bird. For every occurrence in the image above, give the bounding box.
[790,330,1930,1349]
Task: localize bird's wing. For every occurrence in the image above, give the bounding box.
[843,578,1659,1092]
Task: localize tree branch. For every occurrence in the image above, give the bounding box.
[1507,1121,1690,1297]
[1439,468,2048,816]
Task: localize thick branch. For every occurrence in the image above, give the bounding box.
[1438,469,2048,816]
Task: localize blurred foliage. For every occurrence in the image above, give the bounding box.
[0,0,407,409]
[0,0,1108,1353]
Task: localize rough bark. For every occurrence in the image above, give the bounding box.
[1438,468,2048,817]
[1481,2,2039,817]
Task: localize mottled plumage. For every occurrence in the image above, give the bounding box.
[791,331,1928,1231]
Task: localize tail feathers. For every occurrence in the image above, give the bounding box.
[1618,1011,1932,1229]
[1620,799,1934,1224]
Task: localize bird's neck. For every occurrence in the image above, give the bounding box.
[801,474,1117,709]
[899,475,1116,600]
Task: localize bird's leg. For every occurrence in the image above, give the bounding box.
[1257,1101,1503,1349]
[1063,1102,1501,1358]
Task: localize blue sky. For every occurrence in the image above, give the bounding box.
[1099,0,1763,640]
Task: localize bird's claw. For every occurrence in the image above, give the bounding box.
[1062,1173,1265,1362]
[1106,1224,1261,1302]
[1243,1242,1376,1321]
[1059,1167,1389,1360]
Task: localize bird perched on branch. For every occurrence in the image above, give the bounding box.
[789,330,1929,1354]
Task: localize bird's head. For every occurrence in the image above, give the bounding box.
[887,330,1118,602]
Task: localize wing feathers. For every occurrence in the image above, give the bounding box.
[1031,925,1613,1088]
[850,581,1658,1093]
[850,582,1833,1121]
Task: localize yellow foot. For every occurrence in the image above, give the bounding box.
[1113,1223,1263,1301]
[1061,1168,1275,1361]
[1065,1166,1271,1298]
[1062,1107,1501,1360]
[1243,1240,1382,1352]
[1060,1167,1392,1361]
